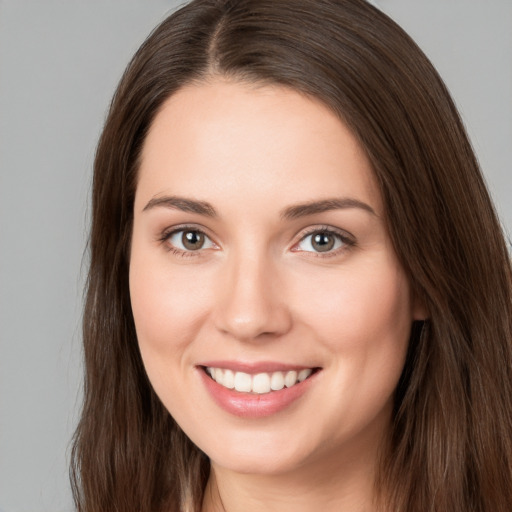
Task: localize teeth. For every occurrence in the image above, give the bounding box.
[284,370,298,388]
[298,368,312,382]
[223,369,235,389]
[252,373,271,394]
[213,368,223,382]
[270,371,285,391]
[234,371,252,392]
[206,367,314,394]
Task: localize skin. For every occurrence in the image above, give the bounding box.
[129,79,425,512]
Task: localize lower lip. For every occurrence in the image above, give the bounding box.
[198,368,318,418]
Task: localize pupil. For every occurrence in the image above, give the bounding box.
[182,231,204,250]
[312,233,334,252]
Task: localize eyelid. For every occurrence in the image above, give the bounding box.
[157,223,355,258]
[159,224,219,255]
[291,225,356,256]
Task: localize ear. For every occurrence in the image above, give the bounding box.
[412,291,429,321]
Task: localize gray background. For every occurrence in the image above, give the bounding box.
[0,1,510,511]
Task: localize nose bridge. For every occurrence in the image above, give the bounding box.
[214,245,291,341]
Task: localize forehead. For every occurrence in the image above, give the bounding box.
[136,79,381,216]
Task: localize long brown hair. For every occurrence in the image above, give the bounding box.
[71,0,512,510]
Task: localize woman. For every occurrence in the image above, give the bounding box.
[70,0,512,511]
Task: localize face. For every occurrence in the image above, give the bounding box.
[130,79,423,477]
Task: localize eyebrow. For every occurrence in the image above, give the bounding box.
[281,198,376,219]
[142,195,376,219]
[142,195,217,217]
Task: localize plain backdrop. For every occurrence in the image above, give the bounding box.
[0,1,510,511]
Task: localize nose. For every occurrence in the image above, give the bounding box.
[213,251,292,342]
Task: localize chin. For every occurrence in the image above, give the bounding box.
[198,426,321,476]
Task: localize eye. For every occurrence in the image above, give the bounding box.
[295,229,352,254]
[166,228,216,252]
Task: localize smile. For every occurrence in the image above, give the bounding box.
[205,367,314,394]
[199,364,321,417]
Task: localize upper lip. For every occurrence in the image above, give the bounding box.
[198,360,320,374]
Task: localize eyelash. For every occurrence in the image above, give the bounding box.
[159,224,214,258]
[159,224,356,259]
[292,225,356,258]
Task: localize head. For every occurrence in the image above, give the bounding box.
[72,1,512,511]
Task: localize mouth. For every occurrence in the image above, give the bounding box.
[198,363,322,418]
[203,366,319,395]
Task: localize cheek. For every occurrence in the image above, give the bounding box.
[292,264,411,447]
[129,252,218,425]
[291,254,412,411]
[128,248,213,377]
[297,255,412,348]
